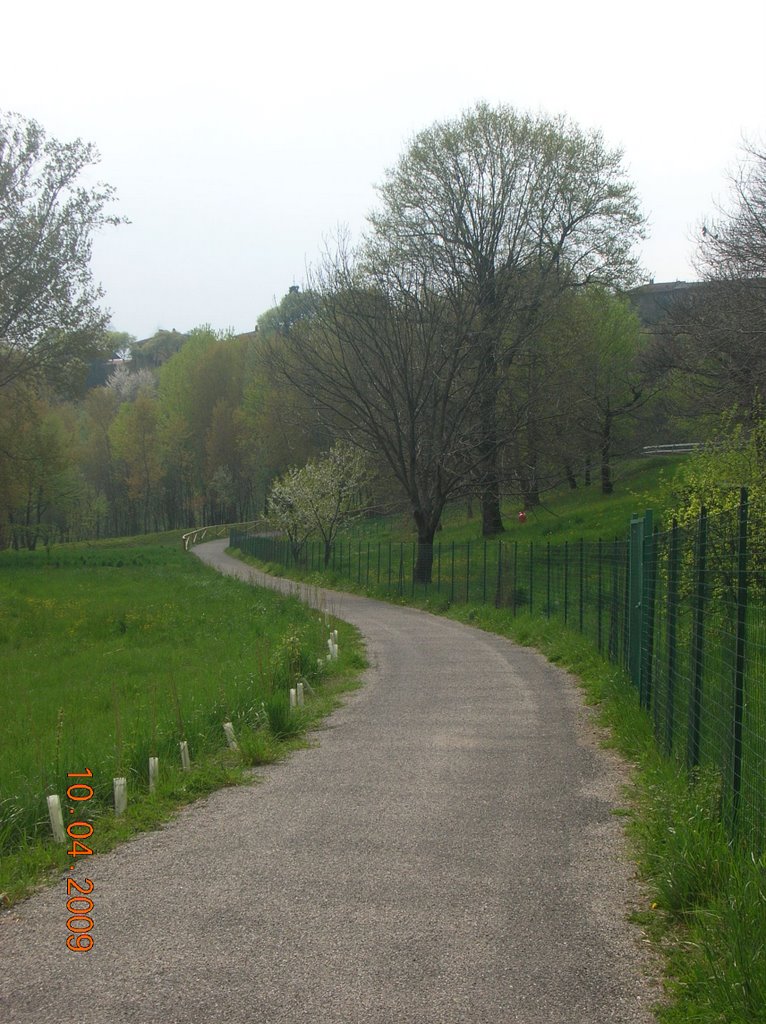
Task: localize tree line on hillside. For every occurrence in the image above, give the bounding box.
[1,106,764,571]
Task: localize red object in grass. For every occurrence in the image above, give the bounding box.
[518,510,527,523]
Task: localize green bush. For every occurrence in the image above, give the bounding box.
[263,692,305,739]
[270,629,320,689]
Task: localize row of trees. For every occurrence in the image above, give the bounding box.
[0,109,324,547]
[0,314,342,548]
[1,106,763,563]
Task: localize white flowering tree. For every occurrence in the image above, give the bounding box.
[266,467,314,562]
[268,442,369,565]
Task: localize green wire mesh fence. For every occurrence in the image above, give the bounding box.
[232,489,765,851]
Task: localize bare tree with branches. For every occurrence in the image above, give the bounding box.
[270,240,488,583]
[655,141,766,419]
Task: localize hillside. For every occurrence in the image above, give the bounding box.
[345,456,686,547]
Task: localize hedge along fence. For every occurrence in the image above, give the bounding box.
[233,488,766,853]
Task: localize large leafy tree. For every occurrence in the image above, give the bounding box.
[257,286,318,338]
[0,390,80,548]
[549,288,657,494]
[157,326,258,525]
[0,111,123,395]
[368,102,645,533]
[110,393,163,535]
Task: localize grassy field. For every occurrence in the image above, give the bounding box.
[0,535,364,905]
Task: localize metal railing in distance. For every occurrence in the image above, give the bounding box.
[642,443,702,455]
[182,520,264,551]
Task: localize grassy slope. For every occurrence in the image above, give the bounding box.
[344,457,684,547]
[0,535,365,906]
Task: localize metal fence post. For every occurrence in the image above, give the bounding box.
[564,540,569,625]
[609,539,620,663]
[665,519,680,756]
[687,506,708,770]
[512,541,518,617]
[628,514,644,688]
[729,487,749,832]
[597,539,603,654]
[640,511,655,712]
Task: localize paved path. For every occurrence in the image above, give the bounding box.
[1,541,659,1023]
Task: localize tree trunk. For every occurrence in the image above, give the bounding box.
[413,508,441,584]
[478,335,504,537]
[600,411,614,495]
[564,462,578,489]
[517,464,540,509]
[414,538,435,584]
[481,475,504,536]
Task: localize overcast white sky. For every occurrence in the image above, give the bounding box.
[2,0,764,340]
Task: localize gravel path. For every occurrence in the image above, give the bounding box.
[1,540,660,1023]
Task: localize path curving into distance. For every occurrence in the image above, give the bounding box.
[1,540,660,1023]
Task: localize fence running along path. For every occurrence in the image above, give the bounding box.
[233,488,766,853]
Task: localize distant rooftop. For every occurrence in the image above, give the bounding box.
[626,280,705,326]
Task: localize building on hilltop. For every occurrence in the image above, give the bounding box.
[626,280,706,327]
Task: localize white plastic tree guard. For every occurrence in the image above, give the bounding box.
[113,777,127,816]
[47,794,66,843]
[223,722,238,750]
